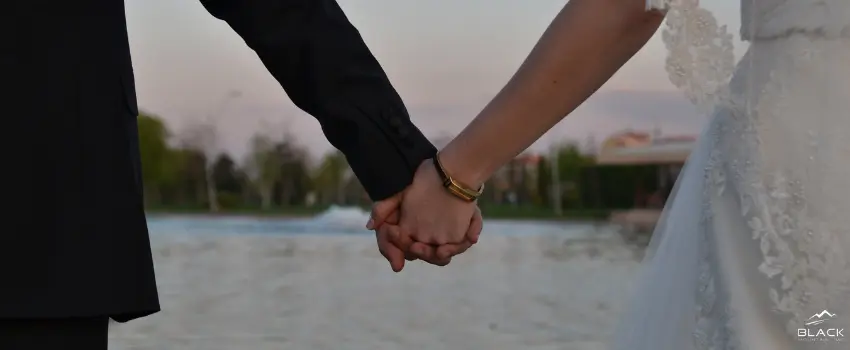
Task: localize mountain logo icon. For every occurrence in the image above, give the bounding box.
[805,310,837,326]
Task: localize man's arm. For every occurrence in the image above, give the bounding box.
[199,0,436,200]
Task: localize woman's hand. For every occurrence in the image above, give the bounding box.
[369,179,483,271]
[394,159,480,245]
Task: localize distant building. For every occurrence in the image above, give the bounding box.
[599,130,652,152]
[592,130,698,209]
[597,131,695,166]
[653,135,697,144]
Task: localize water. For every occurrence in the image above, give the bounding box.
[109,207,644,350]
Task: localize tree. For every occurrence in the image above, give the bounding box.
[312,151,350,204]
[212,153,243,193]
[554,142,595,209]
[136,112,173,205]
[165,148,207,207]
[178,121,220,212]
[211,153,248,208]
[271,136,310,206]
[246,133,282,209]
[536,156,551,207]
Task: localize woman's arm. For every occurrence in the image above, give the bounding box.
[439,0,664,187]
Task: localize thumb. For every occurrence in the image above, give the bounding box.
[366,192,403,230]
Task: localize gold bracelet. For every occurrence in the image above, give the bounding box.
[432,155,484,202]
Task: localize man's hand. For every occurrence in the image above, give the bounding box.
[370,190,483,271]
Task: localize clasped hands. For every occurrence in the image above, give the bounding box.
[366,159,483,272]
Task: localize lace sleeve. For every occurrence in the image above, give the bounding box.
[644,0,736,112]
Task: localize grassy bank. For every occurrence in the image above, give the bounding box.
[146,204,609,221]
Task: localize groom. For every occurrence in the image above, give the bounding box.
[1,0,479,348]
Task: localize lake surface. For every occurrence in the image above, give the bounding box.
[108,207,644,350]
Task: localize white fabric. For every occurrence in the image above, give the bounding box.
[611,1,850,349]
[742,0,850,40]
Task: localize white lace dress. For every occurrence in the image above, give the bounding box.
[610,1,850,349]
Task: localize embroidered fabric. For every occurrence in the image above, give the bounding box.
[625,1,850,349]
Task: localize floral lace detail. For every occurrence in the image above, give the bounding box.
[739,49,850,334]
[700,34,850,344]
[653,0,736,113]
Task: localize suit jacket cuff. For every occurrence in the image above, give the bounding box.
[322,105,436,201]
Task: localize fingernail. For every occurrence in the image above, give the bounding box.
[366,218,374,229]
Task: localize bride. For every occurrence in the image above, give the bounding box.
[376,0,850,348]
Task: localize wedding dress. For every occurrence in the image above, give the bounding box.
[610,1,850,349]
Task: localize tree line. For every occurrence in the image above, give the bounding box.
[137,112,366,212]
[138,111,670,218]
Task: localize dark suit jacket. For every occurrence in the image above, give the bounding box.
[1,0,436,322]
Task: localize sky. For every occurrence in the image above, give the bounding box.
[124,0,741,159]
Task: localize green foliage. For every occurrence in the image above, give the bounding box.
[136,110,676,217]
[579,165,660,209]
[137,112,178,203]
[216,192,243,210]
[137,113,169,183]
[311,151,350,204]
[535,156,551,206]
[551,142,595,209]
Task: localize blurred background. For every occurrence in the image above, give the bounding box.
[113,0,740,349]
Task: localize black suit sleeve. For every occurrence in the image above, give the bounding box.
[199,0,437,201]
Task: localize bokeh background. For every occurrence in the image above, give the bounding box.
[111,0,742,348]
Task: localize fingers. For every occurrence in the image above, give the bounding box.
[435,241,473,261]
[366,192,403,230]
[408,242,433,259]
[392,228,424,261]
[430,206,482,261]
[408,242,451,266]
[404,206,483,264]
[383,210,400,225]
[466,206,484,243]
[372,202,483,269]
[376,225,406,272]
[391,232,450,265]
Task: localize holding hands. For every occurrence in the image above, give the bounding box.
[364,0,663,272]
[368,158,484,271]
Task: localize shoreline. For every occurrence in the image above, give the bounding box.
[146,211,313,220]
[145,210,608,225]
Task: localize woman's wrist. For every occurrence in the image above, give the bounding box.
[436,144,491,190]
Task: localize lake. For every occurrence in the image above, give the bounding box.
[108,206,644,350]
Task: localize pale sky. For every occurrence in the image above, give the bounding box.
[125,0,741,159]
